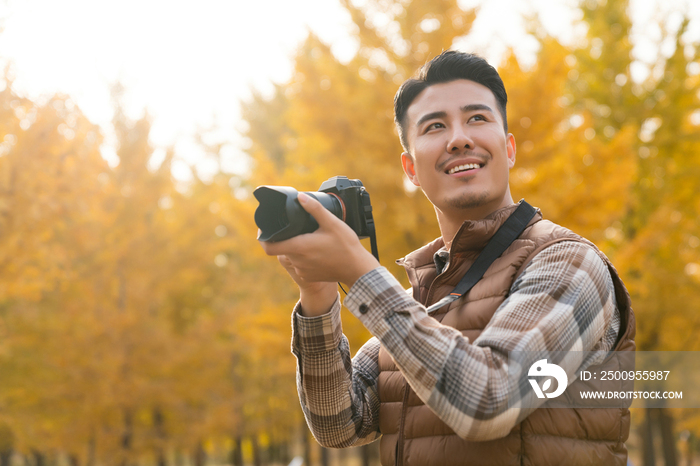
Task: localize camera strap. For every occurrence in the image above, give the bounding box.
[360,188,380,263]
[368,218,379,262]
[425,201,537,314]
[339,191,380,296]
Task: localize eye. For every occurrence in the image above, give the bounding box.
[469,114,487,123]
[425,122,445,132]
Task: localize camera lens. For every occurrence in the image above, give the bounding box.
[254,186,343,242]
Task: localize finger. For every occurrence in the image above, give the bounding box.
[259,238,292,256]
[297,192,342,229]
[259,234,309,256]
[260,240,289,256]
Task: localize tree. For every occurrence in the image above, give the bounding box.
[507,1,700,463]
[242,1,479,360]
[242,0,700,463]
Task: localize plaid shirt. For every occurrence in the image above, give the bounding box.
[291,241,620,447]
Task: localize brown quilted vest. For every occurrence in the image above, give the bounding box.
[379,203,636,466]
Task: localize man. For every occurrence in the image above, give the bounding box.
[260,51,635,465]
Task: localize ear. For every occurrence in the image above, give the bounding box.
[401,152,420,187]
[506,133,516,169]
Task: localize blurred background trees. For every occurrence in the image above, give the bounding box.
[0,0,698,464]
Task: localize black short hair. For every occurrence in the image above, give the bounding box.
[394,51,508,152]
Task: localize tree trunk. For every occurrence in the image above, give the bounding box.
[279,440,290,464]
[659,409,678,466]
[302,423,311,466]
[32,451,45,466]
[154,408,168,466]
[642,408,656,466]
[361,444,371,466]
[251,436,262,466]
[193,442,206,466]
[230,436,243,466]
[157,450,167,466]
[320,446,330,466]
[267,439,289,464]
[683,431,694,466]
[0,424,13,466]
[267,439,277,464]
[120,409,133,466]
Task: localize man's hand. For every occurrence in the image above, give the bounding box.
[259,192,380,315]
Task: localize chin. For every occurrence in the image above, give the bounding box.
[446,191,491,210]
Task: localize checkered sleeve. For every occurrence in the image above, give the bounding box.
[291,295,382,448]
[343,241,619,441]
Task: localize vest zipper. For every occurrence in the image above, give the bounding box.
[396,381,411,466]
[424,261,462,310]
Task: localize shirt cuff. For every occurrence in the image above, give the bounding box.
[344,267,422,333]
[291,293,343,353]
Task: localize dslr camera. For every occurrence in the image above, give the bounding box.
[254,176,379,261]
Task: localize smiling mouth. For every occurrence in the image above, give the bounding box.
[447,163,484,175]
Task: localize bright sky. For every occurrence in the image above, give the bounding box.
[0,0,697,180]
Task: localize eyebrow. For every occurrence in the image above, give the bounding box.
[415,111,447,128]
[415,104,495,128]
[461,104,494,114]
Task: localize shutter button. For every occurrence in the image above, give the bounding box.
[359,304,369,314]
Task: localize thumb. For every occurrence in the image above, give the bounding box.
[297,192,339,228]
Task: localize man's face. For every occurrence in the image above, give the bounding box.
[401,79,516,219]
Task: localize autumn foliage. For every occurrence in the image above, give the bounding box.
[0,0,699,464]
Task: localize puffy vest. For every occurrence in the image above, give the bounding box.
[378,204,636,466]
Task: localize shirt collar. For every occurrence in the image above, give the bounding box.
[433,247,450,275]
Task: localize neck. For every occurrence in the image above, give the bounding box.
[437,196,515,250]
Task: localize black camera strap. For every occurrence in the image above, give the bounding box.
[368,219,379,262]
[339,193,380,296]
[361,188,379,263]
[425,201,537,314]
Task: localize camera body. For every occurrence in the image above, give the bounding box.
[254,176,375,243]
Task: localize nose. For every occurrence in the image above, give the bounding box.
[447,125,474,153]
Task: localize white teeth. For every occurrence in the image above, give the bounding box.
[448,163,481,174]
